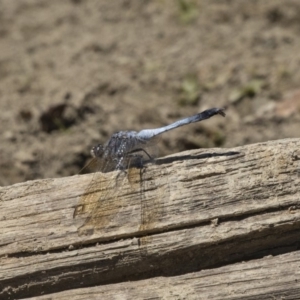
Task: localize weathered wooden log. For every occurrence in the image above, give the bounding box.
[24,251,300,300]
[1,138,300,299]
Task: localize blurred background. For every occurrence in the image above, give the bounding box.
[0,0,300,186]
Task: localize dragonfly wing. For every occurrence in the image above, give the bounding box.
[138,163,169,253]
[74,154,137,236]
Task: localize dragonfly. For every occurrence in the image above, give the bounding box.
[73,107,226,236]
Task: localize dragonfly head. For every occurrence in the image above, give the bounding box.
[91,144,104,158]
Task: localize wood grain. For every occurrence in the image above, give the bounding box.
[25,251,300,300]
[1,138,299,299]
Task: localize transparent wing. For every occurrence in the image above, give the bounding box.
[138,159,169,254]
[73,155,124,235]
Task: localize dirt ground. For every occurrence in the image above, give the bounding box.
[0,0,300,186]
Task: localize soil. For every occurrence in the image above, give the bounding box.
[0,0,300,186]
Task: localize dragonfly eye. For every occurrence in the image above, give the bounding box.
[91,144,104,158]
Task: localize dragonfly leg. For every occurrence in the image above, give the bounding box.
[129,148,153,160]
